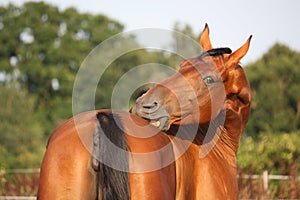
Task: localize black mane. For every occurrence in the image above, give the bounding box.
[199,47,232,58]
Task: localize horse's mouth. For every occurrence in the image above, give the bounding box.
[149,116,170,130]
[132,105,170,131]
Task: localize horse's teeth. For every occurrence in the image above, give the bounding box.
[151,121,160,127]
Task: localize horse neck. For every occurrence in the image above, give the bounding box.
[166,114,223,146]
[222,65,251,154]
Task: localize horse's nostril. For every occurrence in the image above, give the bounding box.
[142,102,158,110]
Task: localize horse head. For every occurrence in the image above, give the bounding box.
[132,24,251,132]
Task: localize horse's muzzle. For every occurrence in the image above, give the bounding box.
[132,97,170,130]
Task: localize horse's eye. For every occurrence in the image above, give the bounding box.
[204,76,215,84]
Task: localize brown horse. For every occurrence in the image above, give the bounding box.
[131,24,252,199]
[37,24,251,199]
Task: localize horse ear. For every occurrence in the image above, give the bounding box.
[200,23,213,51]
[226,35,252,68]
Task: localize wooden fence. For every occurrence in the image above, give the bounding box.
[239,170,300,191]
[0,197,36,200]
[1,168,299,199]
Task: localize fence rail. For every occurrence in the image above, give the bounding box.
[238,170,300,191]
[0,197,36,200]
[5,168,299,179]
[5,169,40,174]
[238,172,300,180]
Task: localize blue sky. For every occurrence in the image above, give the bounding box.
[1,0,299,64]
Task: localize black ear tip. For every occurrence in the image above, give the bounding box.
[203,23,209,33]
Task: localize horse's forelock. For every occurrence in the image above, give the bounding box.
[198,48,232,59]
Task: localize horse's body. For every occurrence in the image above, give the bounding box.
[38,24,252,199]
[37,110,176,199]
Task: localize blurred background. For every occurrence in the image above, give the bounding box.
[0,1,299,199]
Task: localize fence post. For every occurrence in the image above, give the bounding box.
[262,170,268,195]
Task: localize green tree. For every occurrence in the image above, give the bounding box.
[245,44,300,135]
[0,86,44,169]
[0,2,134,168]
[0,2,125,136]
[238,131,300,174]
